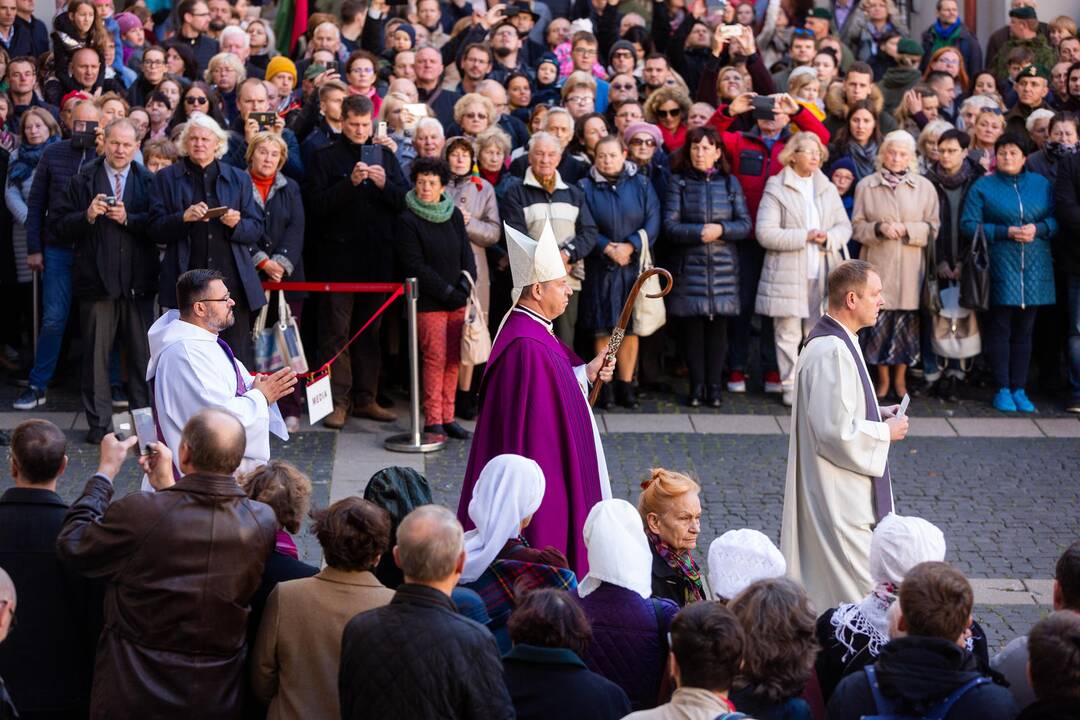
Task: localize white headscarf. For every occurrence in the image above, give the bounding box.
[870,513,947,585]
[460,455,546,583]
[578,499,653,599]
[707,529,787,601]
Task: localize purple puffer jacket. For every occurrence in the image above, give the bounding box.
[578,583,680,711]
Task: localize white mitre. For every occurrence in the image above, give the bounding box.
[505,221,567,304]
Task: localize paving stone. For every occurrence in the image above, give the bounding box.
[1034,418,1080,437]
[906,417,956,438]
[948,418,1044,437]
[602,413,694,433]
[689,414,782,434]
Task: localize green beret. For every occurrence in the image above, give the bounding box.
[1009,6,1037,20]
[807,7,833,20]
[897,38,923,56]
[1016,63,1050,81]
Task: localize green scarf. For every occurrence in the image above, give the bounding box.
[406,190,455,223]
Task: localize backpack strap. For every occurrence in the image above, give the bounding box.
[863,665,898,715]
[923,676,991,720]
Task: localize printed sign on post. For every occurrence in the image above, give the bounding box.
[306,373,333,425]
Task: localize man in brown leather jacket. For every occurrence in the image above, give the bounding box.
[56,408,277,720]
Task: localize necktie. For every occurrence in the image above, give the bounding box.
[113,171,123,200]
[217,337,247,397]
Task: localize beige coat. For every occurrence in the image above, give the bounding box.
[622,687,735,720]
[755,167,853,318]
[447,175,501,314]
[780,327,892,613]
[851,172,940,311]
[250,568,394,720]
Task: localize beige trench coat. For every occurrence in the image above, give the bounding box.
[851,171,940,311]
[446,175,501,313]
[755,166,853,318]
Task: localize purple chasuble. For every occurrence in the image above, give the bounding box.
[457,310,604,575]
[804,315,894,521]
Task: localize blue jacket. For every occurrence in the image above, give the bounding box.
[250,172,305,299]
[662,170,752,317]
[26,139,97,253]
[149,159,266,311]
[960,170,1057,308]
[577,168,660,331]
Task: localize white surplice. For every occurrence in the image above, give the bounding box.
[780,315,891,613]
[143,310,287,488]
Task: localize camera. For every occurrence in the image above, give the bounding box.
[751,96,777,121]
[105,196,118,207]
[71,119,98,150]
[250,112,276,131]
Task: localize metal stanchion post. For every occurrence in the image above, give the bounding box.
[384,278,446,453]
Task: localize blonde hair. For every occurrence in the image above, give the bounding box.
[638,468,700,520]
[452,92,496,128]
[1050,15,1077,39]
[778,131,828,167]
[787,71,821,102]
[560,70,597,101]
[204,52,246,85]
[643,86,692,125]
[244,131,288,172]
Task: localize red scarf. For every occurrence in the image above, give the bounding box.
[660,123,688,152]
[479,167,501,187]
[251,172,274,202]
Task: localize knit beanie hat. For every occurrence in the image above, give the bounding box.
[266,56,298,83]
[114,11,141,36]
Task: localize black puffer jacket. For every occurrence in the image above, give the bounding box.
[339,583,515,719]
[662,169,751,318]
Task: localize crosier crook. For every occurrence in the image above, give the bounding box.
[588,267,674,406]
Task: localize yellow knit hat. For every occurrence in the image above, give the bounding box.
[265,56,297,83]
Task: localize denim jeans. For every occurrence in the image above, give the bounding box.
[28,246,73,391]
[987,305,1038,390]
[1068,275,1080,399]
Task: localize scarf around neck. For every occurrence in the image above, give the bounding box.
[848,141,878,180]
[831,581,897,662]
[931,19,962,49]
[927,159,977,190]
[646,529,706,603]
[880,167,909,189]
[9,135,59,184]
[405,189,455,223]
[275,529,299,559]
[1045,140,1080,160]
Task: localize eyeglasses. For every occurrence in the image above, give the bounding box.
[573,47,597,57]
[196,294,232,303]
[612,82,636,90]
[185,95,208,105]
[565,95,593,105]
[612,50,634,59]
[143,59,164,67]
[464,112,489,120]
[350,65,374,74]
[656,107,681,118]
[628,137,656,147]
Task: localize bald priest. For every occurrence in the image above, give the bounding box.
[456,222,614,574]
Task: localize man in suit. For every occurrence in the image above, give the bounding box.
[0,420,96,719]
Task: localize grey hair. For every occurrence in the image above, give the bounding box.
[917,119,954,155]
[178,113,230,159]
[395,505,464,582]
[541,106,574,131]
[104,117,138,140]
[1026,108,1055,132]
[314,21,340,40]
[476,126,512,157]
[0,566,14,605]
[959,94,1001,115]
[415,116,445,139]
[204,52,247,85]
[875,130,919,172]
[528,130,562,153]
[218,25,249,50]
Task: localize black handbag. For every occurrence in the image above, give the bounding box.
[959,224,990,311]
[922,224,942,315]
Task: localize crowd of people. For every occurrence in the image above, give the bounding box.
[0,416,1076,719]
[1,0,1080,445]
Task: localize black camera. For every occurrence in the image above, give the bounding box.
[751,96,776,121]
[71,119,98,150]
[105,196,118,207]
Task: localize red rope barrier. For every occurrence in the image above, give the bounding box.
[261,281,404,293]
[258,283,405,379]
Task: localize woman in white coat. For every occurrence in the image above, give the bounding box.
[755,132,853,406]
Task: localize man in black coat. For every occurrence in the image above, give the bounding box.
[53,119,157,445]
[827,562,1017,720]
[0,420,97,720]
[1055,153,1080,414]
[339,505,515,720]
[173,0,218,74]
[305,94,406,429]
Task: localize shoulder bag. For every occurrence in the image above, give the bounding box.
[460,271,492,366]
[632,229,667,337]
[253,290,308,373]
[959,223,990,312]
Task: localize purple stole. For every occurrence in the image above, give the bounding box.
[804,315,894,522]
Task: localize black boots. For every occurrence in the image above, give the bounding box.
[455,389,478,420]
[707,384,723,408]
[614,380,639,409]
[688,384,706,407]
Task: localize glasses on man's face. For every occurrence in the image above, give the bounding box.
[566,95,592,105]
[196,294,232,303]
[628,137,655,147]
[185,95,208,106]
[612,82,636,91]
[613,50,634,60]
[656,107,681,118]
[573,47,597,57]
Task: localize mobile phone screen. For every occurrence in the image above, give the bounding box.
[131,407,157,455]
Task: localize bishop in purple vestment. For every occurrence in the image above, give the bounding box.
[457,223,614,574]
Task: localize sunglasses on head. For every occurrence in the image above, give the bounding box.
[978,106,1003,115]
[656,107,681,118]
[185,95,208,105]
[793,27,814,37]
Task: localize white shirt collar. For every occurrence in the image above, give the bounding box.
[825,313,861,345]
[513,305,554,333]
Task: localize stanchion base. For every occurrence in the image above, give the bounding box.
[384,432,447,453]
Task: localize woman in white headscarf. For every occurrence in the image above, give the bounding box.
[813,513,988,702]
[707,528,787,602]
[576,499,680,712]
[460,454,568,584]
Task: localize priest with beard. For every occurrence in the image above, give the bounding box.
[456,222,614,574]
